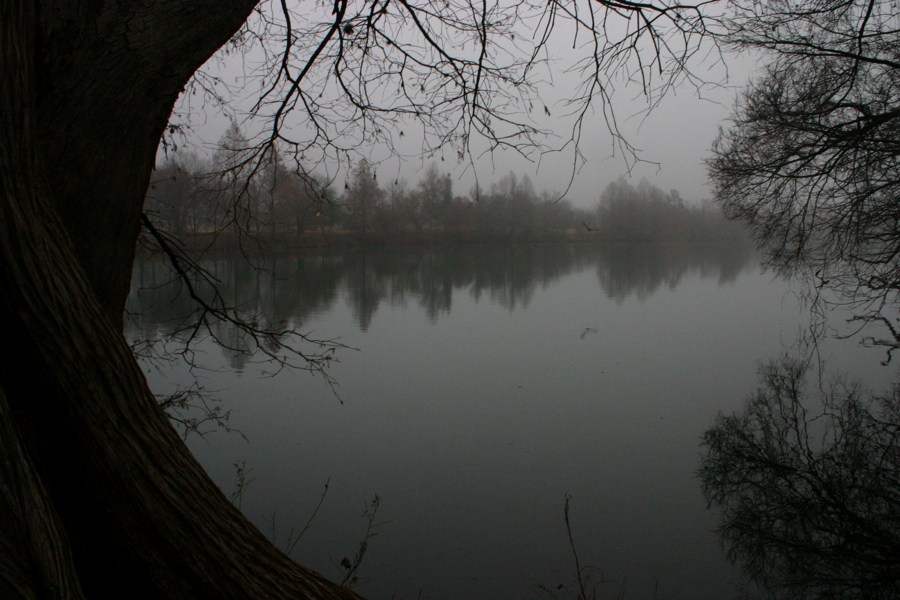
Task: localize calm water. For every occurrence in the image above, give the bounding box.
[126,242,896,599]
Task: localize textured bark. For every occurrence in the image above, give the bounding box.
[1,1,362,597]
[0,384,84,600]
[35,1,265,326]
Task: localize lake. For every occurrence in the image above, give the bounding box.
[126,242,896,599]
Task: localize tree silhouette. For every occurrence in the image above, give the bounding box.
[344,159,384,236]
[709,0,900,310]
[699,358,900,599]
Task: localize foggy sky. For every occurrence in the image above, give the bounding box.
[170,4,757,210]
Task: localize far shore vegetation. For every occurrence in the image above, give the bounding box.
[146,139,747,251]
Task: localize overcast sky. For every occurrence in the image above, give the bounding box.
[174,3,757,210]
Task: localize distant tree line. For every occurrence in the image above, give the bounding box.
[144,122,339,240]
[593,178,747,241]
[145,126,746,244]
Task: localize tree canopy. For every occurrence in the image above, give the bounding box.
[709,0,900,310]
[176,0,718,196]
[704,5,900,594]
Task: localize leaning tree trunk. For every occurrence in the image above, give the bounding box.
[0,2,361,598]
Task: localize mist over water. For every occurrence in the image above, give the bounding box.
[127,242,896,600]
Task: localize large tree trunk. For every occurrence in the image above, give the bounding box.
[34,1,262,326]
[0,2,361,597]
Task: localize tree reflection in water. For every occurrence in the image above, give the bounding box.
[699,358,900,599]
[128,241,756,340]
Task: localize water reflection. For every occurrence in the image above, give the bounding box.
[127,244,898,600]
[127,241,757,337]
[126,241,763,599]
[700,358,900,600]
[125,242,897,600]
[596,242,753,303]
